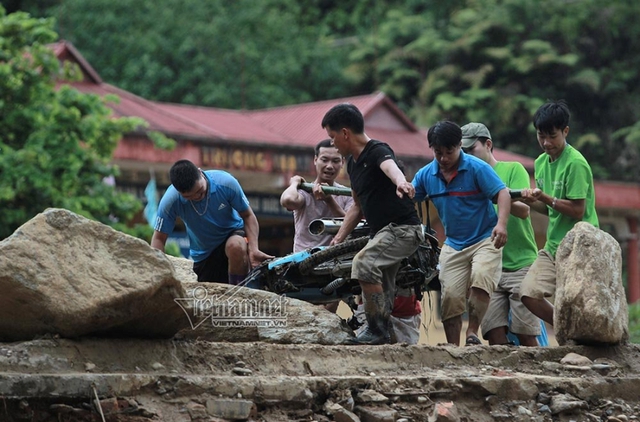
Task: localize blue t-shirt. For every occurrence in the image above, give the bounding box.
[154,170,248,262]
[412,152,506,251]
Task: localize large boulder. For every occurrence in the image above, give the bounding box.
[555,222,629,345]
[168,256,355,344]
[0,208,187,341]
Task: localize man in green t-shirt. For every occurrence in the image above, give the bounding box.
[520,100,599,326]
[461,122,541,346]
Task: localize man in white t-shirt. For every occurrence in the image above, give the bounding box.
[280,139,354,312]
[281,139,354,253]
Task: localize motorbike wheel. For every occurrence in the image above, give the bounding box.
[298,236,368,276]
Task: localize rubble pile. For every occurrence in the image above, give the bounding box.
[0,209,637,421]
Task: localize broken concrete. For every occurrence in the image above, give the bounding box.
[0,339,639,420]
[0,211,639,421]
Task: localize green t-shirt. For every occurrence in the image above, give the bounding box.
[535,144,599,257]
[493,162,538,271]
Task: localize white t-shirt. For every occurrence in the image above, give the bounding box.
[292,183,354,252]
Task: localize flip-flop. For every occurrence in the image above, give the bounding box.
[465,334,482,346]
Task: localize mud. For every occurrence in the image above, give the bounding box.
[1,338,639,421]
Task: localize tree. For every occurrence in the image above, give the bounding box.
[348,0,640,182]
[0,8,147,239]
[23,0,640,182]
[50,0,355,109]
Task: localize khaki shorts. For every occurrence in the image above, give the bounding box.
[439,237,502,321]
[520,249,556,300]
[481,266,541,337]
[351,223,423,310]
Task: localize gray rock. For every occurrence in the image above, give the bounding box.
[205,398,256,420]
[172,274,354,344]
[325,402,361,422]
[555,222,629,345]
[560,352,593,366]
[0,208,186,341]
[355,405,398,422]
[356,390,389,404]
[550,393,588,415]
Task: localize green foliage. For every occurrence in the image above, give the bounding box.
[629,303,640,344]
[51,0,355,109]
[164,241,183,258]
[348,0,640,181]
[147,131,176,151]
[0,9,147,239]
[17,0,640,182]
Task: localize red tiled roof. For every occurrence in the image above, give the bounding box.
[64,82,213,137]
[53,40,534,168]
[156,103,289,146]
[245,92,421,151]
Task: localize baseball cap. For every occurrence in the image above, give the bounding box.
[461,122,491,149]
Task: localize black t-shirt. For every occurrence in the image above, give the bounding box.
[347,140,420,234]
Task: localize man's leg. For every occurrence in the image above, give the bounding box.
[481,280,510,345]
[192,242,229,283]
[520,250,557,327]
[466,287,490,341]
[521,296,554,326]
[516,333,539,347]
[438,244,472,346]
[351,282,391,345]
[485,327,510,345]
[225,232,249,285]
[466,238,501,345]
[348,224,421,345]
[443,316,462,345]
[507,266,543,345]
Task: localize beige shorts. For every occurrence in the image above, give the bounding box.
[481,266,541,337]
[520,249,556,300]
[439,237,502,321]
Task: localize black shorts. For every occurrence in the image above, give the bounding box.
[192,229,246,283]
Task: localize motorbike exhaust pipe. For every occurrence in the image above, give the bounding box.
[308,218,367,235]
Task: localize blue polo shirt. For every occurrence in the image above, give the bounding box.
[154,170,248,262]
[412,152,505,251]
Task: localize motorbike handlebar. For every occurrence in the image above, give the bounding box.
[301,182,525,200]
[509,189,523,199]
[299,182,352,197]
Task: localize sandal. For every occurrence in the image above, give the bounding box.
[465,334,482,346]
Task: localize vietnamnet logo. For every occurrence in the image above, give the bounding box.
[174,283,288,329]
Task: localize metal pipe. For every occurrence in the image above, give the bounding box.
[299,182,352,197]
[308,218,367,235]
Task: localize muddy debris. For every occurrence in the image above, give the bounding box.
[0,339,639,421]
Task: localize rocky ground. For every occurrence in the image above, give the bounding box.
[1,210,636,421]
[1,338,639,422]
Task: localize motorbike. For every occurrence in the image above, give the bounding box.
[242,183,442,305]
[242,184,525,306]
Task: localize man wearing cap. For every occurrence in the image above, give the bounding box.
[461,122,543,346]
[412,121,511,346]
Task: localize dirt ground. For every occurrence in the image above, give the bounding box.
[0,328,638,422]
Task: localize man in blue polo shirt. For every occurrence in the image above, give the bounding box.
[151,159,273,284]
[412,121,511,346]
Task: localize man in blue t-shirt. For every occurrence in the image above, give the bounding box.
[151,160,272,284]
[412,121,511,346]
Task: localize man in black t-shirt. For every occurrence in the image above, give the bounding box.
[321,103,424,345]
